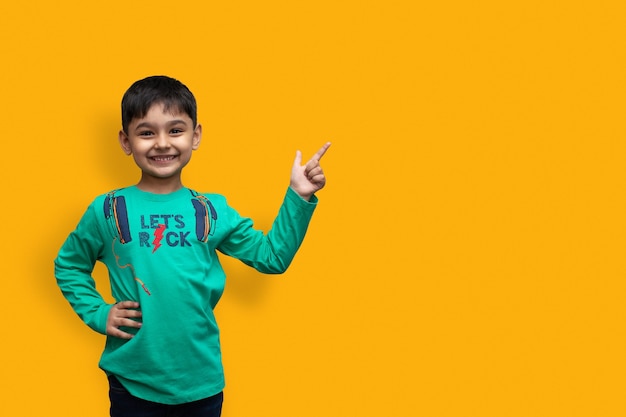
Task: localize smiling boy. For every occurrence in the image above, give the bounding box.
[119,102,201,193]
[54,75,330,417]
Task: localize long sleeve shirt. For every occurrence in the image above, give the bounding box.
[55,186,317,404]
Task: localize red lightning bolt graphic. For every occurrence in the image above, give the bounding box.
[152,224,166,253]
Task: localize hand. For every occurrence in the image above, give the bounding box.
[106,301,142,339]
[290,142,331,201]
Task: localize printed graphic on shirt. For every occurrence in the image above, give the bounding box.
[104,189,218,251]
[152,224,166,253]
[191,194,218,242]
[111,239,152,296]
[138,215,189,250]
[104,189,219,295]
[104,193,132,244]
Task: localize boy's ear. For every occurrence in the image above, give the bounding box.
[192,124,202,150]
[119,130,133,155]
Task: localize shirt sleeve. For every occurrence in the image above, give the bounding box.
[54,201,112,334]
[217,187,318,273]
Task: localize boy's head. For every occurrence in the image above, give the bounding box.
[121,76,197,134]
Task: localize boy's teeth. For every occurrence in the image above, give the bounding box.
[153,156,174,161]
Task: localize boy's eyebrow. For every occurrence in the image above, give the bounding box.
[134,119,190,130]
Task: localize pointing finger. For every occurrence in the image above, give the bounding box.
[310,142,331,162]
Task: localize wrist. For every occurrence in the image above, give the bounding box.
[289,186,312,202]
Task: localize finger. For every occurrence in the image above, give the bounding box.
[114,328,135,340]
[304,164,325,178]
[116,300,140,310]
[121,317,143,328]
[305,165,323,179]
[293,150,303,168]
[107,324,135,339]
[310,142,331,162]
[118,308,143,319]
[308,173,326,185]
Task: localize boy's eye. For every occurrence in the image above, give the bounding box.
[170,128,183,134]
[138,131,154,137]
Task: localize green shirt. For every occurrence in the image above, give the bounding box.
[55,186,317,404]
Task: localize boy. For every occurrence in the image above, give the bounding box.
[54,75,330,417]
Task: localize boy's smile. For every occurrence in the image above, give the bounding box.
[119,102,202,193]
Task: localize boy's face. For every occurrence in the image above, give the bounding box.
[119,102,201,189]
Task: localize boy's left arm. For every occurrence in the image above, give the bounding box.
[218,142,330,272]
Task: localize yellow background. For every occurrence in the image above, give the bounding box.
[1,1,625,416]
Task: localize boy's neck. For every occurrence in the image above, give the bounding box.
[136,175,185,194]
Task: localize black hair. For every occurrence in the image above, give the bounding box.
[121,75,197,133]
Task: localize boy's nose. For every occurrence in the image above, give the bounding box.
[154,133,170,149]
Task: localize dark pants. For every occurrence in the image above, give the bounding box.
[108,375,223,417]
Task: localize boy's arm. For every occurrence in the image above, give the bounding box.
[218,188,318,273]
[218,143,330,272]
[54,203,112,334]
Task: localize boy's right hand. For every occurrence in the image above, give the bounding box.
[106,301,142,339]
